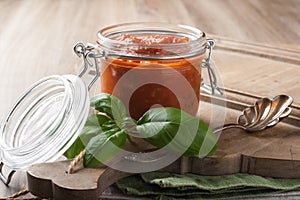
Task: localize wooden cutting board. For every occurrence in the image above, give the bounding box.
[27,37,300,200]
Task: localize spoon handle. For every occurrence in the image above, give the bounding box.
[213,123,245,134]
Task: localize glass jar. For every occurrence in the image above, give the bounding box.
[0,22,222,185]
[95,22,218,120]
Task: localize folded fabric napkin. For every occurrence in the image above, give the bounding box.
[116,172,300,200]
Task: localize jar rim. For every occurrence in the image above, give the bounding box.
[96,22,207,59]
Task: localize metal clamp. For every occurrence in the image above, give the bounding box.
[75,40,222,95]
[0,162,15,186]
[201,39,223,95]
[74,43,102,90]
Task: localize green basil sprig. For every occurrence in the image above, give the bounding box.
[64,93,218,167]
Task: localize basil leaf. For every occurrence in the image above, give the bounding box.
[184,121,218,157]
[83,128,127,167]
[90,93,126,125]
[137,107,217,157]
[64,114,110,158]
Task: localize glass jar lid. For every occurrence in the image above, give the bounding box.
[0,74,89,170]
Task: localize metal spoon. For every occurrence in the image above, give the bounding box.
[214,94,293,133]
[124,95,293,164]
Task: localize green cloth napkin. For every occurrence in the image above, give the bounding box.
[116,172,300,200]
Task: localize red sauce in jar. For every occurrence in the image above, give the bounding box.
[100,34,202,120]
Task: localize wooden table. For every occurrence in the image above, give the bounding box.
[0,0,299,199]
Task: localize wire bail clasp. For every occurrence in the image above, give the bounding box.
[74,43,103,90]
[201,39,223,95]
[0,162,15,185]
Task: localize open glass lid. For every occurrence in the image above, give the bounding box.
[0,74,89,170]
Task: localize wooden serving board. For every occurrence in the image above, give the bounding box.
[27,37,300,200]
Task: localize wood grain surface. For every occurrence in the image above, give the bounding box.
[0,0,299,199]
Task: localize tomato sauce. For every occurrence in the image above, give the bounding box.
[100,34,202,120]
